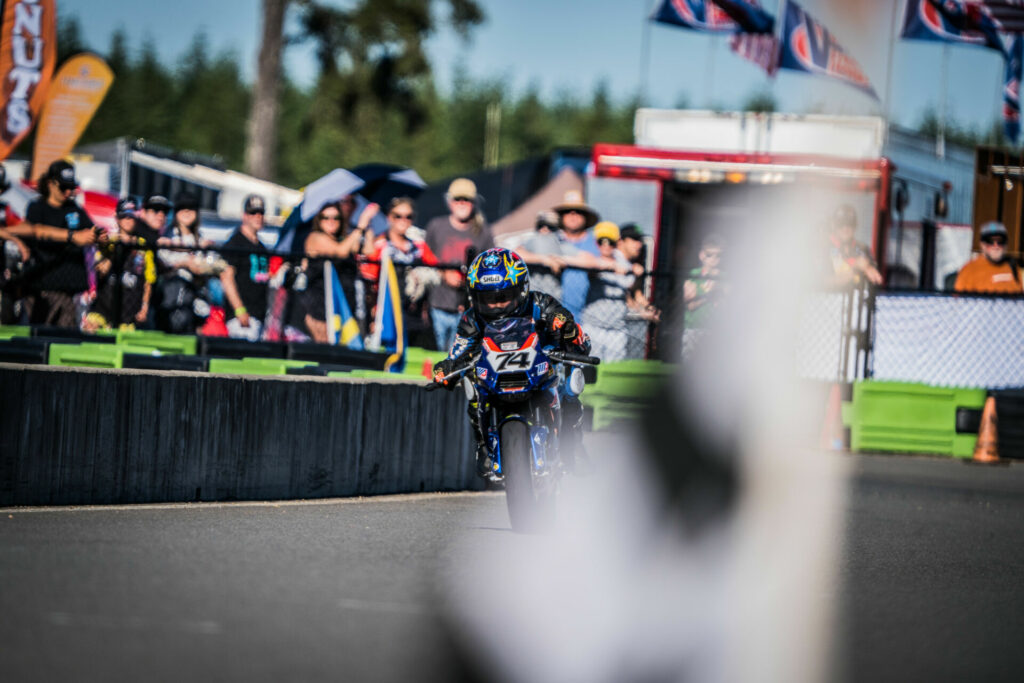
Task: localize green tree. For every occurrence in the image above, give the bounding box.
[56,15,88,65]
[174,36,250,168]
[742,89,776,113]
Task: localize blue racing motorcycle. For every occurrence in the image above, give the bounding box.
[429,316,599,532]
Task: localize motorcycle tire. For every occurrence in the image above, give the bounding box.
[500,420,555,533]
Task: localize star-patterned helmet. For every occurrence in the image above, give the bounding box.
[466,247,531,319]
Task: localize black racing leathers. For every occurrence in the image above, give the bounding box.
[433,291,591,380]
[432,291,591,473]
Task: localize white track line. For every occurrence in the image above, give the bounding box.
[0,490,502,514]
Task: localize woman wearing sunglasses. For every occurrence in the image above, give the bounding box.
[361,197,438,278]
[302,198,378,342]
[361,198,439,340]
[953,221,1023,294]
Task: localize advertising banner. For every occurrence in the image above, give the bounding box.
[1004,35,1022,141]
[650,0,738,33]
[0,0,57,161]
[901,0,1006,53]
[712,0,775,33]
[778,0,879,100]
[31,53,113,176]
[729,33,779,75]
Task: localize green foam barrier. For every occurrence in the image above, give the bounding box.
[581,360,672,429]
[209,357,314,376]
[0,325,31,340]
[49,342,130,369]
[346,369,420,381]
[402,347,447,377]
[116,330,197,355]
[845,380,987,458]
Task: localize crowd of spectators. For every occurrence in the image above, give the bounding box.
[0,161,665,358]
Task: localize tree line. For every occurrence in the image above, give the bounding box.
[46,4,1001,193]
[44,11,636,189]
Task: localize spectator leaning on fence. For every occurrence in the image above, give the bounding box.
[302,199,378,343]
[619,223,659,358]
[86,198,158,330]
[581,221,643,362]
[954,221,1023,294]
[0,165,18,324]
[0,160,102,327]
[682,233,727,358]
[424,178,494,352]
[220,194,271,340]
[516,210,565,299]
[829,203,882,287]
[152,193,218,334]
[552,190,602,318]
[363,197,440,339]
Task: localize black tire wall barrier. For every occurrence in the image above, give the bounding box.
[0,364,480,506]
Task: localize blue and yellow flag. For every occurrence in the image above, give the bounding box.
[372,253,405,372]
[325,261,364,349]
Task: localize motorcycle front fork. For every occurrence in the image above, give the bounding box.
[480,390,562,476]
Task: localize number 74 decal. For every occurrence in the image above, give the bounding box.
[493,350,533,371]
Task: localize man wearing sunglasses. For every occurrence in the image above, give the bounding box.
[0,159,103,326]
[954,221,1023,294]
[221,194,272,339]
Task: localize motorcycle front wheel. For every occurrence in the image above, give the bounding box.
[500,420,555,533]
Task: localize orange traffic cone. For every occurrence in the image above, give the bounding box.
[972,396,1000,464]
[421,358,433,379]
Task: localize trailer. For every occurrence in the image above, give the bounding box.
[584,109,980,359]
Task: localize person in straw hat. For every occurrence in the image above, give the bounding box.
[513,190,604,319]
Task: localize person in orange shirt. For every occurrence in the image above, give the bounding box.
[954,221,1023,294]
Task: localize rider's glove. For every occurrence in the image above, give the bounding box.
[433,357,459,389]
[560,320,591,354]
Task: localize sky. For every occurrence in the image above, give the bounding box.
[56,0,1008,135]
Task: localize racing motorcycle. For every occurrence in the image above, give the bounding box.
[428,316,599,532]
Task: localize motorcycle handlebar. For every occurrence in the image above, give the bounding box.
[425,349,599,392]
[547,350,601,366]
[423,355,479,390]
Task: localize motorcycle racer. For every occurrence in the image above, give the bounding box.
[433,247,592,476]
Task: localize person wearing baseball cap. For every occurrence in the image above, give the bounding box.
[424,178,495,352]
[219,193,271,340]
[116,198,157,246]
[143,194,172,213]
[616,223,647,270]
[615,223,659,357]
[0,158,102,326]
[89,197,159,330]
[581,221,642,363]
[954,221,1022,293]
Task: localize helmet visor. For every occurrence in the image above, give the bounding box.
[478,288,518,306]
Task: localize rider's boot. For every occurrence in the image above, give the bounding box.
[475,445,495,477]
[468,399,494,477]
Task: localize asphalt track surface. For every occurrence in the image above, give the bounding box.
[1,453,1022,683]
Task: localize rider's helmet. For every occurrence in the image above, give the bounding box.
[467,247,530,320]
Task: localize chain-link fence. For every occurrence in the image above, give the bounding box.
[871,291,1024,389]
[5,232,1022,387]
[794,285,873,383]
